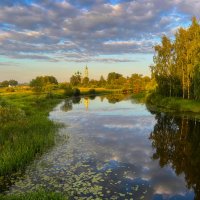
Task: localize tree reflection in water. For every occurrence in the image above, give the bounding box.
[106,94,129,104]
[150,112,200,200]
[61,99,73,112]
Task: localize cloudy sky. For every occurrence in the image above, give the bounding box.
[0,0,198,82]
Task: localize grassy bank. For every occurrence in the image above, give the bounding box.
[0,190,66,200]
[0,87,122,177]
[0,93,62,177]
[146,92,200,114]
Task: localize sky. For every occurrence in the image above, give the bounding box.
[0,0,199,82]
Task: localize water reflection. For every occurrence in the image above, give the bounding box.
[84,98,89,111]
[150,112,200,200]
[61,99,73,112]
[72,96,81,104]
[106,94,129,104]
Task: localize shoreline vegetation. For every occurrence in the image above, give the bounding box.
[0,87,121,178]
[0,87,123,199]
[146,92,200,117]
[145,17,200,118]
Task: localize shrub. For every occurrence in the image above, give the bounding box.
[73,88,81,96]
[89,89,96,95]
[64,85,73,96]
[6,87,15,92]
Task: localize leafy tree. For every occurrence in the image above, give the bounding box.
[30,77,44,93]
[73,88,81,96]
[30,76,58,94]
[64,85,73,96]
[99,75,106,87]
[82,77,89,86]
[1,80,9,87]
[151,17,200,100]
[8,80,18,86]
[193,64,200,100]
[107,72,122,84]
[70,71,82,86]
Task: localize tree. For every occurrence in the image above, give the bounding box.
[99,75,106,87]
[29,75,58,94]
[70,71,82,86]
[30,77,44,93]
[9,80,18,86]
[107,72,122,84]
[82,77,89,86]
[151,17,200,100]
[1,80,9,87]
[193,64,200,100]
[153,35,175,96]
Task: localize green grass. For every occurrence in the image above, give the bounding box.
[146,92,200,113]
[0,190,66,200]
[0,87,124,177]
[0,93,62,176]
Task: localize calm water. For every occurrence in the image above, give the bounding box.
[3,95,200,199]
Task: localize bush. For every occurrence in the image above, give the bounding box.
[89,89,96,95]
[6,87,15,92]
[64,85,73,96]
[73,88,80,96]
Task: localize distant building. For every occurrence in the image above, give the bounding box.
[84,65,89,78]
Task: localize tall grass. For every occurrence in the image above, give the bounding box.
[0,189,66,200]
[0,94,61,176]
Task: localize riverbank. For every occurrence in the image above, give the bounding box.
[146,92,200,115]
[0,93,63,178]
[0,87,122,177]
[0,189,66,200]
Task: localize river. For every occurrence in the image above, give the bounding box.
[3,95,199,199]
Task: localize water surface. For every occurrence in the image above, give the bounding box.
[4,95,198,199]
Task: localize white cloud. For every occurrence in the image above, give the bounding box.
[0,0,197,62]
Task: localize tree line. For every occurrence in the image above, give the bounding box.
[1,73,152,95]
[69,71,151,93]
[151,17,200,100]
[0,80,18,87]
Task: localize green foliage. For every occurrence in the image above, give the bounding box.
[89,89,96,95]
[73,88,80,96]
[146,92,200,113]
[193,64,200,100]
[8,80,18,86]
[64,85,73,97]
[99,75,106,87]
[82,77,89,86]
[30,76,58,94]
[1,81,9,87]
[0,94,61,176]
[152,17,200,100]
[107,72,122,84]
[70,71,81,86]
[30,77,45,93]
[0,80,18,88]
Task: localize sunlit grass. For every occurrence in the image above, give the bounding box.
[0,93,61,176]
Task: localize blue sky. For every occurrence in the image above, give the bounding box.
[0,0,198,82]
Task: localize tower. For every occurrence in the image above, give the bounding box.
[84,65,89,78]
